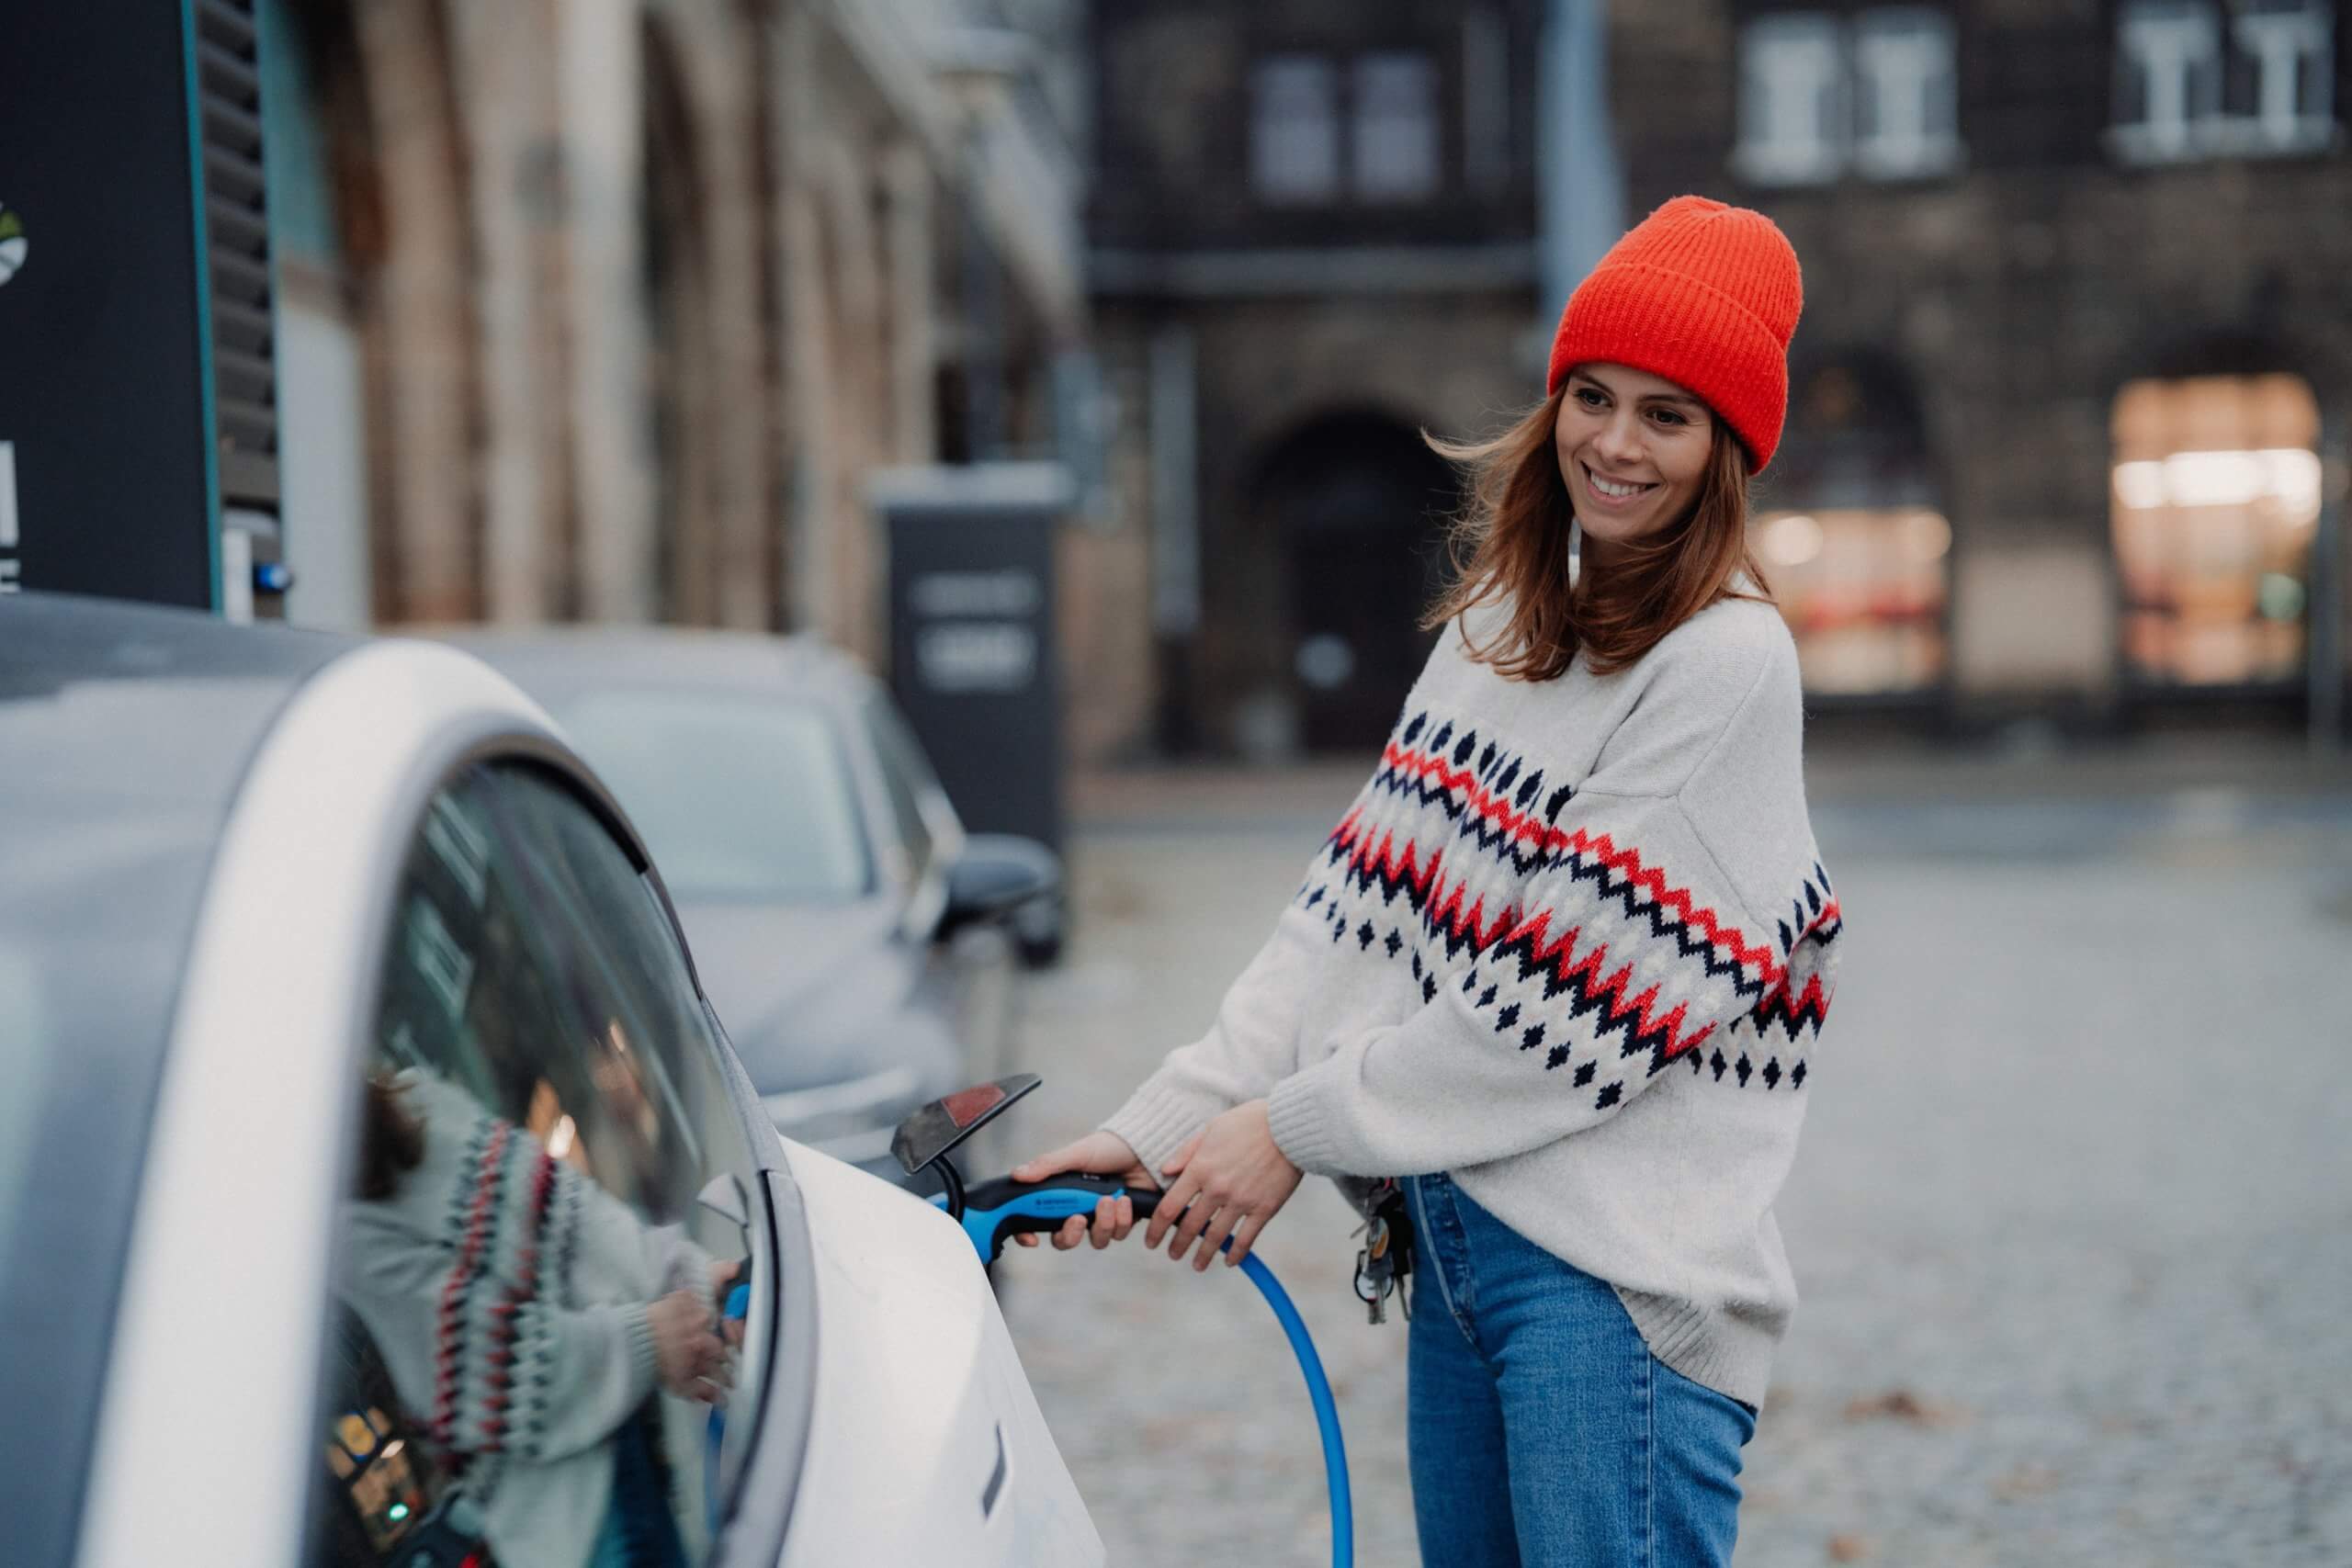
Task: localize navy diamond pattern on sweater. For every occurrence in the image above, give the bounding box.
[1293,702,1840,1108]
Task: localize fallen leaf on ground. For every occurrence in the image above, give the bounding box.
[1827,1533,1871,1562]
[1842,1387,1964,1427]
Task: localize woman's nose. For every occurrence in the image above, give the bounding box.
[1593,412,1645,465]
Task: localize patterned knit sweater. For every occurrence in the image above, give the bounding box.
[1102,595,1842,1406]
[341,1070,714,1568]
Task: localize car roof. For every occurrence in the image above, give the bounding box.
[433,624,881,708]
[0,593,359,916]
[0,592,363,1565]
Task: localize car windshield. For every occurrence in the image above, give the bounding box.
[556,690,873,902]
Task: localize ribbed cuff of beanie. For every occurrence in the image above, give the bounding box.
[1550,263,1789,472]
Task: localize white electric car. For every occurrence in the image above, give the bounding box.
[0,593,1100,1568]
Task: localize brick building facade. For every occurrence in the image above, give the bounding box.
[263,0,1090,674]
[1088,0,2352,757]
[1087,0,1551,757]
[1608,0,2350,732]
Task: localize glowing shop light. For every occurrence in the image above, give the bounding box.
[2112,448,2322,515]
[1760,513,1824,567]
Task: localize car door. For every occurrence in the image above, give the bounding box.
[303,759,788,1568]
[855,690,1019,1169]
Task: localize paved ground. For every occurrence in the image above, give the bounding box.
[996,748,2352,1566]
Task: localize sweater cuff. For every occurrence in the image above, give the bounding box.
[1100,1069,1230,1181]
[1265,1063,1354,1177]
[623,1303,660,1396]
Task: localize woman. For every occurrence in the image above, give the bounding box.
[343,1069,735,1568]
[1012,196,1843,1564]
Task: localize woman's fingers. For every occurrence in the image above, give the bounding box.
[1011,1142,1084,1183]
[1144,1168,1201,1252]
[1193,1203,1244,1272]
[1226,1210,1270,1268]
[1159,1130,1204,1179]
[1166,1190,1223,1266]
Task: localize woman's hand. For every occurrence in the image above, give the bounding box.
[649,1289,731,1404]
[709,1258,745,1348]
[1006,1130,1156,1252]
[1145,1100,1302,1270]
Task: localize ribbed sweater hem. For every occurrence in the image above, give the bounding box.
[1612,1286,1777,1412]
[1262,1069,1351,1177]
[623,1304,659,1396]
[1100,1070,1231,1182]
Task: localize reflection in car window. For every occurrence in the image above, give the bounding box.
[860,694,942,885]
[557,692,872,903]
[311,764,764,1568]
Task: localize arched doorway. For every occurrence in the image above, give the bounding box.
[1250,410,1458,752]
[1751,354,1951,697]
[2110,370,2322,691]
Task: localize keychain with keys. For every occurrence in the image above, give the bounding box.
[1352,1182,1416,1324]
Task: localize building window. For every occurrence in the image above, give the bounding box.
[2111,0,2336,164]
[1853,8,1963,178]
[2111,374,2323,686]
[1735,8,1962,186]
[1351,51,1441,200]
[1251,55,1340,202]
[1735,14,1848,185]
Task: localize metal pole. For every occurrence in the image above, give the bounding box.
[2310,417,2346,754]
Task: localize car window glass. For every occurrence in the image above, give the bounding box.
[556,691,872,903]
[860,695,936,882]
[310,763,765,1568]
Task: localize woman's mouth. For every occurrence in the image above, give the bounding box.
[1583,465,1658,505]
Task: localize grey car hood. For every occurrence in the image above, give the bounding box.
[676,896,954,1094]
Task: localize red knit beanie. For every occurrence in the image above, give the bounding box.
[1545,196,1804,473]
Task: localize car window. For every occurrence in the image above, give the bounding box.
[556,690,872,903]
[309,762,768,1568]
[860,694,944,883]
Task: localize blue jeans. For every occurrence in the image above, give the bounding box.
[1404,1172,1755,1567]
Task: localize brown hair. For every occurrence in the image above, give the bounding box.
[356,1074,425,1201]
[1423,385,1771,679]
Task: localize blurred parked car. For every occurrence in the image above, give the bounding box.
[0,593,1099,1568]
[439,628,1058,1186]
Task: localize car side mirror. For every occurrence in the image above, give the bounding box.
[939,834,1060,940]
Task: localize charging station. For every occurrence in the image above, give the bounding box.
[0,1,280,616]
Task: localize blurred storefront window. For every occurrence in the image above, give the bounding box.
[1754,507,1951,694]
[1757,359,1949,697]
[1251,55,1340,202]
[2110,373,2323,687]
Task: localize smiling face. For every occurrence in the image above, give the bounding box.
[1554,364,1718,566]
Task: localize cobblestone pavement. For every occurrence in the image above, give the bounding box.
[995,766,2352,1567]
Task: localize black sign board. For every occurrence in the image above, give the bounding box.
[883,470,1068,856]
[0,3,220,608]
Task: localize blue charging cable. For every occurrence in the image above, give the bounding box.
[942,1175,1354,1568]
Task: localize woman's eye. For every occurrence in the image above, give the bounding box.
[1650,409,1687,427]
[1576,389,1607,409]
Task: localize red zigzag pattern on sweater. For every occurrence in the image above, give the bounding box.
[1327,746,1833,1066]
